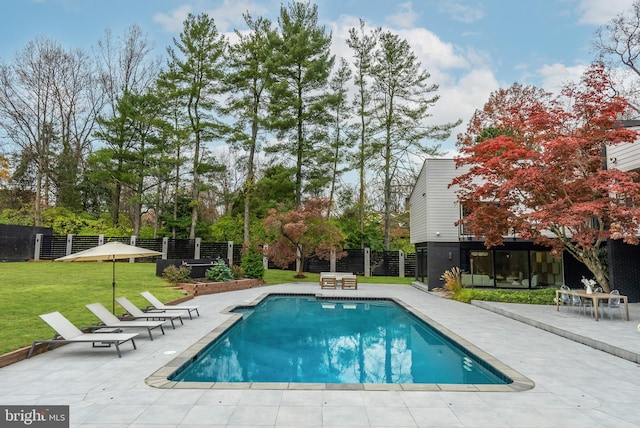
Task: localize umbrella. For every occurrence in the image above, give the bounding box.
[56,241,162,313]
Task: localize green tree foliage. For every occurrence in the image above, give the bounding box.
[241,250,265,279]
[224,13,276,244]
[346,19,379,248]
[91,91,170,235]
[231,165,297,220]
[208,214,244,242]
[159,13,228,239]
[315,58,355,215]
[336,204,385,251]
[369,31,460,250]
[267,1,335,206]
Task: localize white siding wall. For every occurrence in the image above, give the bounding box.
[409,163,428,243]
[607,128,640,172]
[410,159,468,244]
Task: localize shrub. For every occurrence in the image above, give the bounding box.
[231,264,244,280]
[205,258,234,282]
[241,250,265,279]
[161,265,193,285]
[452,287,557,305]
[440,267,462,293]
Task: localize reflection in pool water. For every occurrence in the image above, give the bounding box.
[169,295,511,384]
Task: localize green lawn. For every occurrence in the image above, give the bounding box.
[0,262,413,355]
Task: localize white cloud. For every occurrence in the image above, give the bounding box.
[575,0,635,25]
[386,2,419,29]
[153,5,193,33]
[394,27,470,72]
[430,68,501,151]
[436,0,484,24]
[204,0,272,32]
[153,0,272,34]
[328,12,497,152]
[537,62,587,94]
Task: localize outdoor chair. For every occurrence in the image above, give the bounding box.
[115,297,184,329]
[28,311,138,358]
[320,276,337,289]
[86,302,166,340]
[582,286,603,318]
[568,290,584,314]
[341,274,358,290]
[140,291,200,320]
[602,290,623,320]
[559,285,572,310]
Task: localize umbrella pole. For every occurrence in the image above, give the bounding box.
[112,259,116,314]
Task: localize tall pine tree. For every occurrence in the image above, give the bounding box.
[159,13,227,239]
[267,1,334,206]
[370,31,460,250]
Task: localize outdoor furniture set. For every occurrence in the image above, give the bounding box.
[27,291,200,358]
[319,272,358,290]
[555,285,629,321]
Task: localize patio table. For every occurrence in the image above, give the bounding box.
[556,289,629,321]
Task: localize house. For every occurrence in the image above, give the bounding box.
[410,129,640,302]
[409,158,589,292]
[603,120,640,303]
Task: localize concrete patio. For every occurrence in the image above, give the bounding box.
[1,282,640,427]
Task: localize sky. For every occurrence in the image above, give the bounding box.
[0,0,636,154]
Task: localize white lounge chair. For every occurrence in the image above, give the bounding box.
[115,297,184,329]
[140,291,200,319]
[28,311,138,358]
[86,302,166,340]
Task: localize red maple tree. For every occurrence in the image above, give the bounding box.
[263,198,346,278]
[452,63,640,292]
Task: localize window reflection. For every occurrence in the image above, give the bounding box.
[461,249,563,288]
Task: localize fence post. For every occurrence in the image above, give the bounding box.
[162,237,168,260]
[263,245,269,270]
[330,248,336,272]
[129,236,137,263]
[66,234,73,256]
[194,238,201,259]
[98,234,105,246]
[364,247,370,277]
[399,250,405,278]
[34,233,43,261]
[227,241,234,266]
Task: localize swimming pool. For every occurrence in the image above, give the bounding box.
[163,294,523,387]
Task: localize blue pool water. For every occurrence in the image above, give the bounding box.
[169,295,512,385]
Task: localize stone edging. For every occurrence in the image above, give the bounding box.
[178,278,264,296]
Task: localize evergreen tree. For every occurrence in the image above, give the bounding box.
[224,13,276,243]
[346,20,379,248]
[370,31,460,250]
[91,91,169,235]
[159,13,228,239]
[321,58,355,217]
[267,1,335,206]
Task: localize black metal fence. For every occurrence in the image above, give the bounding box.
[30,234,415,277]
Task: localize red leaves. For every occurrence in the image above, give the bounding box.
[454,63,640,254]
[263,198,345,274]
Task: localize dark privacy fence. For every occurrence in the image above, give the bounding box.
[6,226,415,277]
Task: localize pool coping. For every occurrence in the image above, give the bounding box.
[145,292,535,392]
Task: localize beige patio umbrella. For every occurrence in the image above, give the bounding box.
[56,241,162,313]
